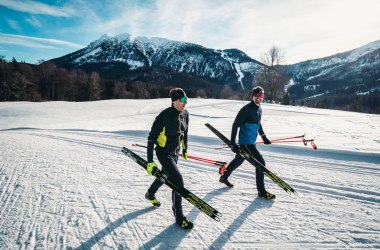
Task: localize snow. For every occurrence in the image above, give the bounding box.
[346,40,380,62]
[0,99,379,249]
[74,48,103,64]
[218,51,245,89]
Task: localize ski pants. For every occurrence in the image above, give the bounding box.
[147,151,184,218]
[223,144,266,193]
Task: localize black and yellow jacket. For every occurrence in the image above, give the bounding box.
[147,106,189,162]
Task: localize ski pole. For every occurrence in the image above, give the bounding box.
[216,135,306,149]
[258,138,317,150]
[178,154,226,166]
[132,143,228,166]
[269,134,305,142]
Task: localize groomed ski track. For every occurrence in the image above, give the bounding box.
[0,99,379,249]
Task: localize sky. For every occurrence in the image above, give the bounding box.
[0,0,380,65]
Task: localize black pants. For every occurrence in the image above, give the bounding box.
[223,144,266,193]
[147,151,184,218]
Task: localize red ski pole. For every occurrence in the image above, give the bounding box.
[269,134,306,143]
[132,143,228,166]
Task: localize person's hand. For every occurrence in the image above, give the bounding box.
[261,135,271,145]
[147,162,158,175]
[231,143,240,153]
[181,149,188,160]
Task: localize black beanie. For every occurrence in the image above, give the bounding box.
[169,88,187,101]
[251,86,264,97]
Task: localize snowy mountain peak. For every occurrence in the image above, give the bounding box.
[345,39,380,62]
[285,38,380,102]
[52,33,262,89]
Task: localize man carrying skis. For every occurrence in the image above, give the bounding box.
[145,88,194,229]
[219,86,276,200]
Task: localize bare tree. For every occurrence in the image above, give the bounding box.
[38,61,57,100]
[89,72,102,100]
[254,46,289,102]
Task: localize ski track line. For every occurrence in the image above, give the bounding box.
[125,217,146,250]
[175,152,380,206]
[226,169,380,205]
[15,130,380,205]
[12,130,380,205]
[0,156,27,224]
[89,193,119,249]
[268,155,380,176]
[0,147,37,249]
[174,149,380,205]
[2,129,379,248]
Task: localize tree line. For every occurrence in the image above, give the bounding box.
[1,56,378,114]
[0,57,253,102]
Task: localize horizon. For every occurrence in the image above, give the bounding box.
[0,0,379,64]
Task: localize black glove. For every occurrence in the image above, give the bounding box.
[261,135,271,145]
[181,149,188,160]
[231,143,240,153]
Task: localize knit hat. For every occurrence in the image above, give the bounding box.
[251,86,264,97]
[169,88,187,101]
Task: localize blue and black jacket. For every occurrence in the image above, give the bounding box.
[231,101,265,145]
[147,106,189,162]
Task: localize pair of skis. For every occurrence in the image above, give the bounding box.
[121,123,297,222]
[121,147,222,221]
[205,123,297,195]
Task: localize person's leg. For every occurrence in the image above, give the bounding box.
[156,154,184,215]
[147,178,165,195]
[156,153,193,229]
[241,145,266,193]
[222,153,245,179]
[219,153,245,187]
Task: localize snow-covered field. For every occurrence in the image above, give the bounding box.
[0,99,379,249]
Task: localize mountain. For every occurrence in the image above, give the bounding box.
[51,33,263,90]
[50,34,380,112]
[285,40,380,101]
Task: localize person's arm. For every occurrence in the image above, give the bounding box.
[258,124,264,137]
[181,111,189,159]
[258,124,271,144]
[182,111,189,150]
[231,107,247,144]
[147,114,163,162]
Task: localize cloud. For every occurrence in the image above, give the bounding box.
[6,19,22,32]
[0,33,84,49]
[2,0,379,64]
[25,16,43,29]
[0,0,75,17]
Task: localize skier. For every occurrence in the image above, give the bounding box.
[219,86,276,200]
[145,88,194,229]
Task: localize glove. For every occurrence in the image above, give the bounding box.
[261,135,271,145]
[181,149,188,160]
[231,143,240,153]
[147,162,158,176]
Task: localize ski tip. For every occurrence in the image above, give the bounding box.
[287,190,298,196]
[213,215,221,222]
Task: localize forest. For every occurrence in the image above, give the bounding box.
[1,57,379,114]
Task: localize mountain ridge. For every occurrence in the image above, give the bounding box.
[52,33,264,90]
[51,33,380,101]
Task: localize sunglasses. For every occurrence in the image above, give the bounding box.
[254,93,264,98]
[179,96,188,103]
